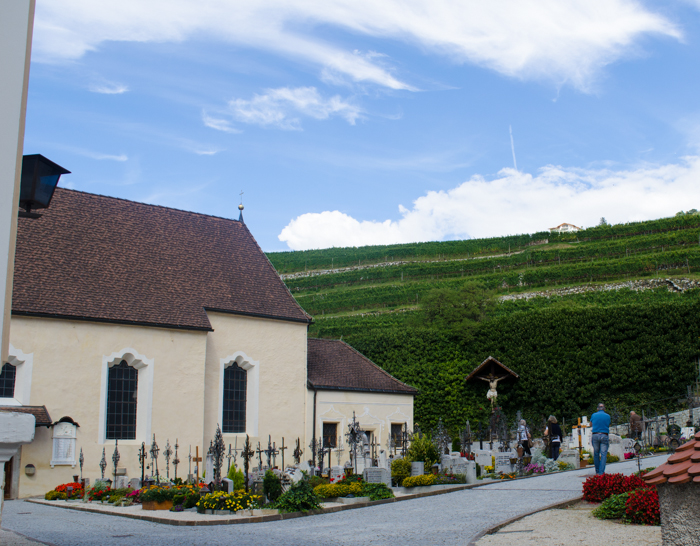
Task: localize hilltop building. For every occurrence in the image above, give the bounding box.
[1,189,415,499]
[549,223,581,233]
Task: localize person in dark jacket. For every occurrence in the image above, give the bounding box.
[544,415,563,461]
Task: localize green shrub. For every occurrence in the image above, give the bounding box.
[313,482,363,498]
[308,475,329,489]
[360,483,394,501]
[263,470,282,503]
[391,458,412,487]
[406,434,439,469]
[44,490,67,500]
[606,453,620,464]
[227,466,246,490]
[593,492,631,520]
[273,478,322,513]
[402,474,436,487]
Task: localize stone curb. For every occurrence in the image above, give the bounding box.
[466,496,584,546]
[25,483,480,526]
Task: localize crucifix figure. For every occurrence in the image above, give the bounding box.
[478,373,508,407]
[293,438,303,465]
[192,446,202,483]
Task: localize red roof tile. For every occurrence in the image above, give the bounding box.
[12,189,311,330]
[307,338,417,395]
[0,405,52,427]
[643,431,700,486]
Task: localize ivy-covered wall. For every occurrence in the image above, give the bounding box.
[340,301,700,436]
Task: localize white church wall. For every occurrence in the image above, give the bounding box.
[10,316,207,498]
[204,312,308,458]
[308,389,414,466]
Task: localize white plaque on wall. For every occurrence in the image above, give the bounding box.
[51,421,77,467]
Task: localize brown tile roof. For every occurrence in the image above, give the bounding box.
[0,405,52,427]
[12,189,311,330]
[643,431,700,485]
[307,338,417,395]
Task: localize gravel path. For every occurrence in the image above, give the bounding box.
[1,456,667,546]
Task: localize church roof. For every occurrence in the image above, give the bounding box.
[307,338,417,395]
[12,189,311,330]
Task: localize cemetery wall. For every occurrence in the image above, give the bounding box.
[204,312,308,450]
[10,315,208,498]
[311,389,414,464]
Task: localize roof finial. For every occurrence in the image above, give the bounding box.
[238,190,244,223]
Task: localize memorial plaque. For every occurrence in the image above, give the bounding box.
[410,461,424,477]
[494,453,513,474]
[363,467,391,485]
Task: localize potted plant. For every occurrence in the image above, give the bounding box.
[140,487,175,511]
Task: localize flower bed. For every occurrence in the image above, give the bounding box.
[402,474,436,488]
[45,482,83,501]
[197,490,261,513]
[582,473,650,503]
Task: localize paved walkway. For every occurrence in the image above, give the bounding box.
[1,456,667,546]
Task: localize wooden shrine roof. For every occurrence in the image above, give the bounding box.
[465,356,519,382]
[643,431,700,485]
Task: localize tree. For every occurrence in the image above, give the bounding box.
[598,217,608,226]
[417,282,494,342]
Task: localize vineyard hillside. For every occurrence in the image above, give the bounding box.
[267,214,700,436]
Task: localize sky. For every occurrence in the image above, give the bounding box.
[22,0,700,251]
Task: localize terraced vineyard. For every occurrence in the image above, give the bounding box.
[266,214,700,435]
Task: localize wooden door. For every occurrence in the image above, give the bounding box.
[3,456,12,500]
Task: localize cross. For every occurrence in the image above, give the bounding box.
[241,435,255,493]
[192,446,203,483]
[256,441,263,470]
[188,445,192,479]
[227,444,233,473]
[172,440,180,481]
[239,190,244,205]
[138,442,147,483]
[271,441,279,468]
[572,417,591,459]
[264,435,274,468]
[279,437,288,470]
[293,438,303,465]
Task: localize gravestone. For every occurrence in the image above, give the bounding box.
[222,478,233,493]
[379,450,388,470]
[115,476,130,489]
[494,453,514,474]
[411,461,424,476]
[608,434,623,460]
[451,462,469,476]
[129,478,141,489]
[363,467,391,486]
[474,452,492,468]
[559,450,580,470]
[298,460,311,474]
[465,461,477,484]
[329,466,344,483]
[205,453,214,482]
[441,455,453,471]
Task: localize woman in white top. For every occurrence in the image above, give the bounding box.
[517,419,531,456]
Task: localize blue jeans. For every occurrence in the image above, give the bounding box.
[591,433,609,474]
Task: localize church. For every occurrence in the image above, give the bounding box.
[1,189,416,499]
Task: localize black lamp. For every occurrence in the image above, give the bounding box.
[19,154,70,218]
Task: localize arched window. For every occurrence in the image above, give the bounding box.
[106,360,138,440]
[0,363,16,398]
[222,363,246,433]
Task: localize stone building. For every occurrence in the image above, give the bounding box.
[1,189,416,498]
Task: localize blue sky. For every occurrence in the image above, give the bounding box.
[23,0,700,251]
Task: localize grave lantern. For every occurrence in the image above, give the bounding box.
[19,154,70,218]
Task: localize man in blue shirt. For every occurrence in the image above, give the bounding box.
[590,403,611,474]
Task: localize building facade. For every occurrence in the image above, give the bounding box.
[2,189,415,498]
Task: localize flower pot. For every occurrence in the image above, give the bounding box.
[142,500,174,511]
[580,460,588,468]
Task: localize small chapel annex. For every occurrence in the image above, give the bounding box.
[1,189,416,499]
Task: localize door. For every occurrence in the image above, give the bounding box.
[3,456,12,500]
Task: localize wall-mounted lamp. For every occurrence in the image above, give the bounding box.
[19,154,70,218]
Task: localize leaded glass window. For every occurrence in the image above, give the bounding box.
[106,360,138,440]
[223,363,246,433]
[391,423,403,448]
[322,423,337,448]
[0,363,16,398]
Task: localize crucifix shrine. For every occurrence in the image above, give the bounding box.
[572,417,592,460]
[465,356,519,410]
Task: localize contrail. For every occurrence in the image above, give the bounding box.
[509,125,518,171]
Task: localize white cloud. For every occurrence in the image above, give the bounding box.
[278,156,700,250]
[201,113,242,134]
[218,87,362,130]
[33,0,679,91]
[88,81,129,94]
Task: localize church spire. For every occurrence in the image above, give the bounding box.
[238,190,245,223]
